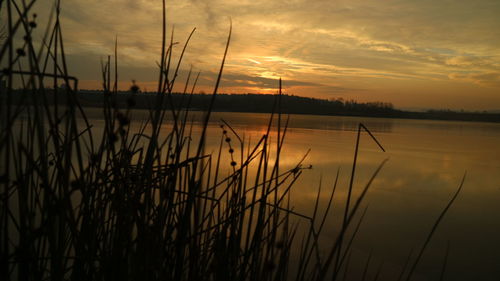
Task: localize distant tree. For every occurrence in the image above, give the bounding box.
[129,80,140,94]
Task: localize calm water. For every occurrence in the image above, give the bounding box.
[83,109,500,280]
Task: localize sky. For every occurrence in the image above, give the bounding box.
[30,0,500,110]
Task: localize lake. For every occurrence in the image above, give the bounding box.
[141,110,500,281]
[13,107,500,280]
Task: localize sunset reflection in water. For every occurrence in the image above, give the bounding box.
[81,108,500,280]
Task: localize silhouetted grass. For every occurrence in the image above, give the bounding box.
[0,1,466,281]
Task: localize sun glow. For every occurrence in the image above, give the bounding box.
[38,0,500,110]
[246,58,261,64]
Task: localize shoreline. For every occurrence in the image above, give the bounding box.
[3,90,500,123]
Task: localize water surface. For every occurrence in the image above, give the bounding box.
[84,109,500,280]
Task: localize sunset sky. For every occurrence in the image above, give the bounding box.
[34,0,500,110]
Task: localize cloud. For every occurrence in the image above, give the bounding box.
[448,72,500,87]
[29,0,500,109]
[445,56,491,67]
[220,73,319,88]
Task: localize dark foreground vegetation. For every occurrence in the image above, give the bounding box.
[1,1,466,281]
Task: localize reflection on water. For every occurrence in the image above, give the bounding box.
[81,110,500,280]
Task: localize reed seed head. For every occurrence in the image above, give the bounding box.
[16,48,26,56]
[109,133,118,143]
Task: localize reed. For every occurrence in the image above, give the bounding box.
[0,1,465,281]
